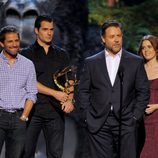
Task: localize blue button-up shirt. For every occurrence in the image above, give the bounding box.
[0,52,37,112]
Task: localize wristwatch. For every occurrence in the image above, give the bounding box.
[21,115,29,122]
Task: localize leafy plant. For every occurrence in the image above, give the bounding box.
[88,0,158,52]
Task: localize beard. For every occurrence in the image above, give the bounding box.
[106,44,122,55]
[4,48,18,58]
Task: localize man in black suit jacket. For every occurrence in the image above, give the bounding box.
[77,20,149,158]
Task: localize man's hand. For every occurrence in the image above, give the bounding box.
[37,82,68,102]
[61,99,75,113]
[53,90,68,102]
[20,115,28,122]
[65,80,74,93]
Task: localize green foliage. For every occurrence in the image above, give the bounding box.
[88,0,158,52]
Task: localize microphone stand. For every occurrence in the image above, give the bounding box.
[118,69,123,158]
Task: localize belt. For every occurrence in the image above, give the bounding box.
[0,108,23,113]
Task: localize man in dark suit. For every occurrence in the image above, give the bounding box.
[77,20,149,158]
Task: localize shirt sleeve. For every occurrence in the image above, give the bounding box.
[25,61,37,103]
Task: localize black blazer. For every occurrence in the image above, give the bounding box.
[77,49,149,133]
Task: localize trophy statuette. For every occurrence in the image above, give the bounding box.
[53,66,78,95]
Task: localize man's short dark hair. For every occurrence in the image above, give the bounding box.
[34,15,53,30]
[101,20,122,36]
[0,25,19,43]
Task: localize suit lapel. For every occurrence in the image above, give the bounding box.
[98,50,129,87]
[113,50,129,87]
[98,51,112,87]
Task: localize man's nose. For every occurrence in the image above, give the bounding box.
[114,37,119,42]
[13,41,18,47]
[48,30,52,35]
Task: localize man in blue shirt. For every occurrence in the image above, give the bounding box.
[0,26,37,158]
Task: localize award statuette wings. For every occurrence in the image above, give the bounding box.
[53,65,79,96]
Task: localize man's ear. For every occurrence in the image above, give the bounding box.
[101,36,105,43]
[34,28,38,35]
[0,42,4,48]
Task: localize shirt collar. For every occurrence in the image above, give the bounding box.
[34,40,53,49]
[0,50,19,61]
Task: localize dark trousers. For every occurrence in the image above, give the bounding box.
[23,115,65,158]
[88,114,137,158]
[0,110,26,158]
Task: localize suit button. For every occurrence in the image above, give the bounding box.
[112,90,114,93]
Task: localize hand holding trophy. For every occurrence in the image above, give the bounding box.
[53,65,79,113]
[53,65,78,94]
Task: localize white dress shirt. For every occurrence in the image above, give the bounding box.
[105,49,122,86]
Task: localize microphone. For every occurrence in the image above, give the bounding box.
[118,66,124,83]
